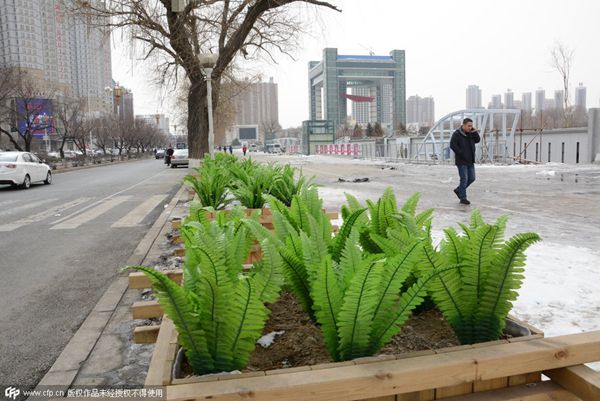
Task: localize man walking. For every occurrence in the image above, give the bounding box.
[450,118,481,205]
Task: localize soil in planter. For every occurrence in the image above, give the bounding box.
[179,291,460,377]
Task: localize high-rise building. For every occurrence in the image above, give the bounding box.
[535,89,546,113]
[0,0,113,114]
[522,92,532,112]
[504,89,514,109]
[114,86,134,125]
[406,95,435,125]
[466,85,482,109]
[234,77,279,134]
[575,83,587,110]
[489,94,502,109]
[554,90,564,110]
[352,87,372,125]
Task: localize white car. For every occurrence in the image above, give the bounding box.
[0,151,52,189]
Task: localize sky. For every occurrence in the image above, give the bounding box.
[111,0,600,130]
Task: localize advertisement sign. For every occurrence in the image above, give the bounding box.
[16,98,55,138]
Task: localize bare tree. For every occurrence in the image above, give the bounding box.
[550,42,574,127]
[54,98,86,158]
[262,119,281,142]
[73,0,340,159]
[0,67,19,150]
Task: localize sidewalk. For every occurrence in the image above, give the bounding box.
[34,185,190,392]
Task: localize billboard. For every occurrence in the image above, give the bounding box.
[16,98,55,138]
[238,126,258,140]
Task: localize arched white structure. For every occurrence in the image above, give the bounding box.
[415,109,521,163]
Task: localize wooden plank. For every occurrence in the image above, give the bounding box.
[396,390,435,401]
[171,219,181,229]
[435,383,473,398]
[359,397,395,401]
[128,270,183,289]
[508,372,541,386]
[326,211,339,220]
[164,331,600,401]
[173,248,185,257]
[545,364,600,401]
[473,377,507,392]
[133,325,159,344]
[436,381,581,401]
[145,318,176,386]
[132,300,162,319]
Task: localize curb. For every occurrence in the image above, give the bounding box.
[31,184,188,396]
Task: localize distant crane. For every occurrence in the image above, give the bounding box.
[359,43,375,56]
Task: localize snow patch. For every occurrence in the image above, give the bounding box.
[257,331,285,348]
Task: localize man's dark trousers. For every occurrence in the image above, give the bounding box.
[456,164,475,200]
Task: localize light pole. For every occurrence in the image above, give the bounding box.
[199,53,218,158]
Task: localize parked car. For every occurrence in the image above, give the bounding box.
[249,143,258,152]
[0,151,52,189]
[170,148,189,168]
[155,149,165,159]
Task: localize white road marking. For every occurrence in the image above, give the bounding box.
[51,170,168,225]
[111,194,168,228]
[0,197,93,232]
[51,196,131,230]
[0,198,58,219]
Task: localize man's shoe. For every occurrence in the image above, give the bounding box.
[460,199,471,205]
[453,188,460,199]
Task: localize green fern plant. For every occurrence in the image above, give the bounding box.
[269,164,315,207]
[126,210,283,374]
[184,154,233,210]
[342,189,433,254]
[417,210,541,344]
[312,236,440,361]
[229,160,280,209]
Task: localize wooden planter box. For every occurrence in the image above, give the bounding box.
[140,316,600,401]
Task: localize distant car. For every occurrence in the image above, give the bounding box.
[0,151,52,189]
[249,144,258,152]
[155,149,165,159]
[170,148,189,168]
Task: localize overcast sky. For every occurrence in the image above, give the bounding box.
[112,0,600,130]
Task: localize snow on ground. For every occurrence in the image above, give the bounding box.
[259,153,600,368]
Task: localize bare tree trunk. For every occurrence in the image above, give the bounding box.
[188,78,208,159]
[0,130,23,151]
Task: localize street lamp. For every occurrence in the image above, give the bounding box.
[199,53,218,158]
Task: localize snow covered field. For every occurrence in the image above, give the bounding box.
[256,153,600,367]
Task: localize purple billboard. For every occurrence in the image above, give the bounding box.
[16,98,55,138]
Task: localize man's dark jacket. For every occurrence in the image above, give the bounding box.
[450,128,481,165]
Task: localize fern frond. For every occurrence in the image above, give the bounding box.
[252,239,284,304]
[371,240,423,333]
[339,229,363,290]
[337,258,383,360]
[474,233,540,343]
[223,278,269,369]
[330,208,366,263]
[311,256,344,360]
[401,192,420,216]
[470,209,485,229]
[126,266,214,374]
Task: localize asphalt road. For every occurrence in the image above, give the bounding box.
[0,159,188,389]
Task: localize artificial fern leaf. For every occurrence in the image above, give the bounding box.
[474,232,540,343]
[470,209,486,229]
[369,272,433,353]
[401,192,420,216]
[337,258,384,360]
[311,256,344,360]
[415,208,434,228]
[331,208,366,263]
[370,240,423,334]
[339,229,363,290]
[252,239,284,303]
[369,232,402,257]
[126,266,214,374]
[279,242,313,316]
[440,227,465,276]
[223,277,269,370]
[418,240,465,331]
[462,224,499,302]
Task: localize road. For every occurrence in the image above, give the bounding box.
[0,159,188,389]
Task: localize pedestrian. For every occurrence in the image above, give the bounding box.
[165,144,174,166]
[223,145,227,154]
[450,118,481,205]
[228,145,233,154]
[218,146,221,152]
[242,145,247,156]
